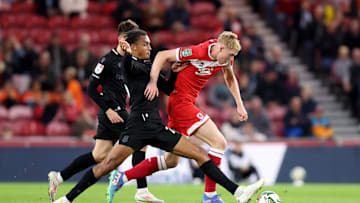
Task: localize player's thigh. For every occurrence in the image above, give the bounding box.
[92,139,114,162]
[193,119,227,150]
[164,152,181,168]
[171,136,209,165]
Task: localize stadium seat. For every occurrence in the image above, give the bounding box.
[91,16,115,29]
[70,17,93,29]
[10,120,27,136]
[191,15,223,31]
[8,105,33,121]
[22,121,46,136]
[153,31,174,44]
[47,16,70,29]
[29,29,52,45]
[87,1,103,14]
[103,1,118,16]
[0,106,8,121]
[25,15,47,28]
[190,2,216,17]
[46,121,72,137]
[11,2,35,14]
[89,31,101,44]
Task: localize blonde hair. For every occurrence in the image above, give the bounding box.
[217,31,241,53]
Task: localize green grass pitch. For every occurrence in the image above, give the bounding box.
[0,183,359,203]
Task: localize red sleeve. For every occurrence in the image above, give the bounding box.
[175,43,208,61]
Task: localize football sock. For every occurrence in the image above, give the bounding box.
[132,151,148,189]
[204,148,223,193]
[60,152,97,181]
[125,156,165,180]
[66,169,98,202]
[200,160,238,194]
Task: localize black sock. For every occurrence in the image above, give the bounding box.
[132,151,148,189]
[66,169,98,202]
[60,152,97,181]
[200,160,238,194]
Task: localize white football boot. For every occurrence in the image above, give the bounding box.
[134,188,164,203]
[236,178,265,203]
[48,171,62,202]
[53,196,71,203]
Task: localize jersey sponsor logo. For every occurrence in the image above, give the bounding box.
[181,49,192,57]
[94,63,104,74]
[195,67,212,76]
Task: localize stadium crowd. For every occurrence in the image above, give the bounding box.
[0,0,334,141]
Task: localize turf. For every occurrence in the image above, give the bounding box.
[0,183,359,203]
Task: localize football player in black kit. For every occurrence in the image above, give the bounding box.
[53,29,264,203]
[48,20,163,203]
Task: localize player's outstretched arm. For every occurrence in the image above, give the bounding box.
[145,49,177,100]
[222,65,248,122]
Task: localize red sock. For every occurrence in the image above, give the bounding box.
[204,148,224,193]
[125,156,166,181]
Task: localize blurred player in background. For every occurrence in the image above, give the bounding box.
[47,20,163,203]
[111,31,250,203]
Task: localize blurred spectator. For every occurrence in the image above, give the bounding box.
[244,24,264,59]
[73,50,92,86]
[247,96,272,137]
[227,139,259,183]
[60,0,88,18]
[46,32,69,79]
[311,106,333,140]
[208,73,235,110]
[150,32,168,61]
[240,122,266,141]
[221,110,242,142]
[267,45,288,81]
[142,0,166,32]
[316,22,342,72]
[236,37,256,72]
[21,80,44,108]
[73,109,96,137]
[2,36,19,71]
[285,69,301,102]
[1,127,13,141]
[344,19,360,50]
[349,48,360,119]
[224,8,242,37]
[64,67,83,110]
[112,0,142,27]
[323,0,336,25]
[239,73,255,102]
[35,0,59,17]
[0,80,20,108]
[165,0,190,31]
[12,36,38,74]
[301,86,318,117]
[267,100,287,137]
[256,69,285,105]
[333,46,352,90]
[284,97,311,138]
[71,33,96,68]
[32,50,57,90]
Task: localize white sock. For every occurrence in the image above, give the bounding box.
[137,187,149,193]
[234,186,244,197]
[57,172,64,184]
[205,191,217,198]
[61,196,71,203]
[122,173,129,183]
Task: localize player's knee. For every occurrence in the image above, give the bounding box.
[93,153,107,163]
[194,147,210,165]
[209,136,227,151]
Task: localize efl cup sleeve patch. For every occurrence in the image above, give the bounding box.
[94,63,104,74]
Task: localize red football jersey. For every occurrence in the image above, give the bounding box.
[173,39,231,103]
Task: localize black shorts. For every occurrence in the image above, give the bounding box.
[118,112,182,152]
[93,110,129,144]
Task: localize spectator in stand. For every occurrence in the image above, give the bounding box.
[247,96,273,137]
[221,110,242,142]
[142,0,166,32]
[248,60,262,89]
[0,80,20,108]
[60,0,88,18]
[73,50,92,87]
[256,69,285,105]
[240,122,266,142]
[344,19,360,50]
[285,69,301,102]
[1,126,13,141]
[32,50,57,90]
[208,73,235,110]
[267,45,288,82]
[35,0,59,18]
[70,33,96,68]
[112,0,143,27]
[316,22,342,73]
[275,0,301,40]
[150,32,168,61]
[322,0,336,25]
[165,0,190,30]
[239,73,255,102]
[236,37,256,72]
[311,4,326,70]
[267,100,287,137]
[46,32,69,80]
[333,45,352,90]
[311,106,333,140]
[227,139,260,183]
[224,8,242,37]
[64,67,83,111]
[12,36,38,74]
[244,24,264,59]
[284,97,311,138]
[22,80,44,108]
[2,36,19,72]
[301,86,318,117]
[349,48,360,120]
